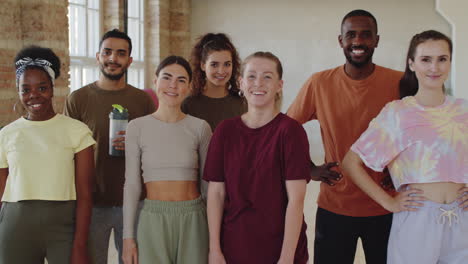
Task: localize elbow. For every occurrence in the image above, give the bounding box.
[211,190,226,202]
[76,187,93,204]
[288,198,305,212]
[75,176,93,205]
[207,183,226,202]
[342,150,356,176]
[342,151,366,183]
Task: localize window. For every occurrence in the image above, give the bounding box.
[127,0,145,89]
[68,0,101,92]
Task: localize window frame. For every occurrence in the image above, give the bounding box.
[126,0,145,90]
[68,0,103,92]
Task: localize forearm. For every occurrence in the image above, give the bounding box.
[122,182,142,239]
[73,146,94,248]
[207,185,225,252]
[279,200,304,261]
[73,192,92,247]
[342,151,393,209]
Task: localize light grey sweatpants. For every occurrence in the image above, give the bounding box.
[388,199,468,264]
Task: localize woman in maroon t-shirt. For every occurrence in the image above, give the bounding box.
[204,52,311,264]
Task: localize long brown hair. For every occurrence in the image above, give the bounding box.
[399,30,452,99]
[190,33,241,97]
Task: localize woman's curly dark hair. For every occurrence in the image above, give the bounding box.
[14,45,61,81]
[190,33,240,97]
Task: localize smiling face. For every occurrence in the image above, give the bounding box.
[240,57,283,110]
[339,16,379,68]
[154,63,190,108]
[409,39,451,92]
[18,67,55,121]
[97,37,133,81]
[201,50,233,88]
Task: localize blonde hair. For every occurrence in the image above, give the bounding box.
[241,51,283,110]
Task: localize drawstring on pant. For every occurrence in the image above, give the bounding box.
[438,207,459,227]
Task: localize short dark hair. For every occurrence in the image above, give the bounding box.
[99,29,132,55]
[14,45,61,79]
[155,55,192,82]
[341,9,378,33]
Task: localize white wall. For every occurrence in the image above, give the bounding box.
[191,0,452,161]
[437,0,468,99]
[191,0,451,106]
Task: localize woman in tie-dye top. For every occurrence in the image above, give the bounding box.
[343,30,468,264]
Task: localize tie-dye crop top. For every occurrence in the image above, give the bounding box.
[351,96,468,191]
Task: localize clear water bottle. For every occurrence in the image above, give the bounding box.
[109,104,128,156]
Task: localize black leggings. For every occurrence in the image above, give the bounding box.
[313,207,392,264]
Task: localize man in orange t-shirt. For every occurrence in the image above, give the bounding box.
[287,9,402,264]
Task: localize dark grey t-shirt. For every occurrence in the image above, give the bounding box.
[181,94,246,131]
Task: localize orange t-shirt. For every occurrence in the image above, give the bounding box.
[287,65,402,217]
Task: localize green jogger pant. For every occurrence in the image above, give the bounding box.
[136,197,208,264]
[0,200,76,264]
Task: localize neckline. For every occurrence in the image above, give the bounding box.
[199,93,233,101]
[237,112,283,133]
[339,64,379,85]
[148,113,189,125]
[408,95,451,110]
[91,82,129,94]
[21,113,60,125]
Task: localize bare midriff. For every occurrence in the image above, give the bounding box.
[408,182,466,204]
[145,181,200,201]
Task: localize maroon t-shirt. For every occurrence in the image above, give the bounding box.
[204,113,311,264]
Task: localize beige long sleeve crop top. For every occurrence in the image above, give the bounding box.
[123,114,212,238]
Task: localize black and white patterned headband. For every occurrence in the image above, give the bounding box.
[15,57,56,85]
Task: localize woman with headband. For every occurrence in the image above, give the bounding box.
[0,46,95,264]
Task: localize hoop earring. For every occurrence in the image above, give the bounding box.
[52,97,58,111]
[238,90,244,97]
[13,99,25,116]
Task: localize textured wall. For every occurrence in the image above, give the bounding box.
[0,0,69,126]
[145,0,191,89]
[437,0,468,99]
[103,0,125,31]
